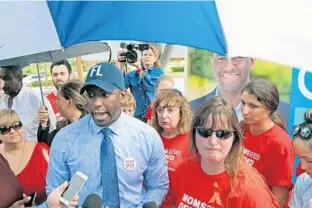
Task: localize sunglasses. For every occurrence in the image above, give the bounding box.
[0,121,23,135]
[195,127,234,140]
[293,123,312,139]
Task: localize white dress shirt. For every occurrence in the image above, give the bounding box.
[0,86,56,142]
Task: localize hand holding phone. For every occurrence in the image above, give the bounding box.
[24,192,37,207]
[59,171,88,206]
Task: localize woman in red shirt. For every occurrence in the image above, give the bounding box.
[171,96,279,208]
[151,89,192,208]
[241,78,294,208]
[0,109,49,205]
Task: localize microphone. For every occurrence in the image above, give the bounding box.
[143,201,158,208]
[120,42,127,49]
[82,194,103,208]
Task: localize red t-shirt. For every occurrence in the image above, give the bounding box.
[46,92,60,118]
[146,104,152,120]
[171,159,280,208]
[16,143,49,205]
[160,132,191,208]
[243,124,294,208]
[243,124,294,188]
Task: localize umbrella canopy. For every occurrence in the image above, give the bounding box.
[0,1,312,71]
[0,41,110,67]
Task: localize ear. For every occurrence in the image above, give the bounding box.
[68,98,73,108]
[249,58,256,70]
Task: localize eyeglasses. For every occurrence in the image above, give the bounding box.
[171,88,183,96]
[195,127,235,140]
[0,121,23,135]
[293,123,312,139]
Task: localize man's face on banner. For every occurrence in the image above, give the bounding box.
[211,54,255,92]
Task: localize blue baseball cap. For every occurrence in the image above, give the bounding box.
[80,62,125,94]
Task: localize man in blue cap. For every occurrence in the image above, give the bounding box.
[46,63,169,208]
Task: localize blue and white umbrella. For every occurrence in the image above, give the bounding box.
[1,1,312,71]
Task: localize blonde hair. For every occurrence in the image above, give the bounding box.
[0,109,20,126]
[59,81,87,113]
[147,45,161,67]
[152,89,192,134]
[120,91,136,109]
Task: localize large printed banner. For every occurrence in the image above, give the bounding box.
[288,68,312,181]
[187,48,292,123]
[186,48,312,182]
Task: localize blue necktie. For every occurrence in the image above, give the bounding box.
[100,128,120,208]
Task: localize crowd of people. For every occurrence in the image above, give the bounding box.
[0,46,311,208]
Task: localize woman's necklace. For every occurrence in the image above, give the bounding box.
[4,141,26,175]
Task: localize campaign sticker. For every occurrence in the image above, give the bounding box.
[123,157,136,171]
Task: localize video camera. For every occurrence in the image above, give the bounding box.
[119,42,149,64]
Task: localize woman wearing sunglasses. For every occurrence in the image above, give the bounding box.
[171,97,279,207]
[241,78,294,208]
[0,109,49,205]
[289,109,312,208]
[151,89,192,208]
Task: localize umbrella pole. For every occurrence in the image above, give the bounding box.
[36,63,45,105]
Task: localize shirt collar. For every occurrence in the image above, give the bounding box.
[90,112,124,136]
[215,87,241,111]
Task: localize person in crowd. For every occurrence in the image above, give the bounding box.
[241,78,294,208]
[46,60,72,120]
[116,45,164,122]
[295,111,312,178]
[0,109,49,205]
[10,181,78,208]
[151,89,192,208]
[190,54,289,123]
[120,90,136,116]
[289,109,312,208]
[0,153,23,208]
[146,75,175,125]
[0,65,56,142]
[171,97,280,207]
[38,81,88,147]
[46,63,168,207]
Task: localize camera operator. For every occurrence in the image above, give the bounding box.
[116,44,164,122]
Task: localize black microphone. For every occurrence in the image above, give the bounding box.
[120,42,127,49]
[142,201,158,208]
[82,194,103,208]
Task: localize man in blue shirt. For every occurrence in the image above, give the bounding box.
[46,63,169,207]
[190,54,289,124]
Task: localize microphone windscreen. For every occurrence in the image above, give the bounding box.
[120,42,127,49]
[82,194,103,208]
[142,201,158,208]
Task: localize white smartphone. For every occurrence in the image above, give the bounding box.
[59,171,88,206]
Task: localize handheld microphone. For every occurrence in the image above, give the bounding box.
[142,201,158,208]
[82,194,103,208]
